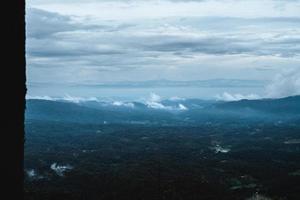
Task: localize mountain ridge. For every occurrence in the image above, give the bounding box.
[26,95,300,124]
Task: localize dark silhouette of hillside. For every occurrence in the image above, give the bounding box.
[3,1,25,200]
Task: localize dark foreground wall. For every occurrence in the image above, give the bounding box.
[2,1,26,199]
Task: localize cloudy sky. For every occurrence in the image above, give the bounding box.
[26,0,300,99]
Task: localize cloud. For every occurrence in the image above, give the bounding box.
[265,67,300,98]
[216,92,261,101]
[149,92,161,102]
[246,193,272,200]
[178,103,188,110]
[26,94,99,103]
[50,163,73,177]
[26,8,75,39]
[28,0,300,20]
[26,7,300,64]
[26,8,130,67]
[211,144,231,153]
[134,26,300,57]
[26,9,124,59]
[26,0,300,96]
[146,93,171,109]
[112,101,135,108]
[26,8,105,39]
[169,96,185,101]
[28,38,123,58]
[61,94,99,103]
[146,101,172,110]
[26,169,37,178]
[145,93,188,110]
[25,169,44,180]
[26,95,55,101]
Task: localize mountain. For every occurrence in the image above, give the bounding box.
[216,95,300,115]
[26,99,117,124]
[25,99,176,124]
[26,96,300,125]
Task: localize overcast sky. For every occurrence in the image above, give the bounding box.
[26,0,300,98]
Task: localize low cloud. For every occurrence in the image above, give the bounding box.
[26,169,37,178]
[112,101,135,108]
[26,95,55,101]
[178,103,188,110]
[216,92,261,101]
[149,92,162,102]
[169,96,185,101]
[60,94,99,103]
[25,169,44,180]
[211,144,231,154]
[146,93,172,110]
[217,68,300,100]
[26,94,99,103]
[50,163,73,177]
[265,67,300,98]
[146,93,188,110]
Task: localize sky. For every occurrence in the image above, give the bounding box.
[26,0,300,99]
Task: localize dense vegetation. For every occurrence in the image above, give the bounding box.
[24,97,300,199]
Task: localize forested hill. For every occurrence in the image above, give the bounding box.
[26,95,300,124]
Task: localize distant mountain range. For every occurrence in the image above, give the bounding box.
[26,95,300,125]
[216,95,300,115]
